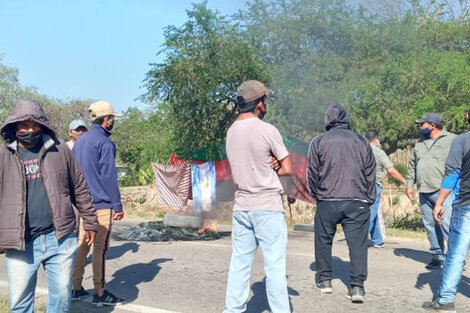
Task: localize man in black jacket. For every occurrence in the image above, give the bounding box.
[307,103,376,303]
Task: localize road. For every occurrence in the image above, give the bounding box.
[0,219,469,313]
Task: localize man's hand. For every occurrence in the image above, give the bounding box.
[85,230,96,246]
[433,204,445,225]
[113,211,124,221]
[405,188,415,201]
[270,157,280,172]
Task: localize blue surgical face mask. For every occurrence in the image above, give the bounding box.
[419,127,432,139]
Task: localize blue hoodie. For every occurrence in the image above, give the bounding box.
[73,124,122,212]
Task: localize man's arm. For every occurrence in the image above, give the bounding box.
[386,167,407,185]
[65,147,97,245]
[405,149,417,200]
[98,142,124,220]
[276,155,292,176]
[306,139,320,199]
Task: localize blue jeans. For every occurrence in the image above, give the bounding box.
[419,191,454,260]
[224,210,290,313]
[368,184,383,245]
[438,205,470,304]
[5,231,78,313]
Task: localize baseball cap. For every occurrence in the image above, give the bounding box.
[415,113,443,125]
[237,80,269,103]
[68,119,87,131]
[88,100,123,121]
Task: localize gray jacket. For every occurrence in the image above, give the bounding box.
[406,130,456,193]
[0,100,97,250]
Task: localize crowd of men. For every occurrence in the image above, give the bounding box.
[0,79,469,313]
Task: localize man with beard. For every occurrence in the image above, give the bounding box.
[406,113,456,269]
[0,99,97,313]
[71,100,125,307]
[223,80,292,313]
[422,110,470,312]
[307,103,376,303]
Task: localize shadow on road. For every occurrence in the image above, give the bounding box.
[245,277,299,313]
[71,257,172,313]
[309,256,350,288]
[86,242,140,265]
[394,248,470,299]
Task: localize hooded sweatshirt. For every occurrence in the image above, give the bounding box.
[0,99,97,250]
[307,104,376,203]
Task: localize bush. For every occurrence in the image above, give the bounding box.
[388,163,408,186]
[387,210,424,231]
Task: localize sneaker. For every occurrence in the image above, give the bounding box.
[346,286,365,303]
[316,280,333,294]
[91,290,125,307]
[422,300,456,312]
[426,259,443,269]
[373,243,384,248]
[71,287,89,301]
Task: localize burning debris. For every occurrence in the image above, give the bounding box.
[117,221,220,242]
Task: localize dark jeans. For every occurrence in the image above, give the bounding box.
[314,200,370,288]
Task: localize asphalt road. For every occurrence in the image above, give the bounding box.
[0,219,469,313]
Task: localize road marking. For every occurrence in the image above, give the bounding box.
[0,280,183,313]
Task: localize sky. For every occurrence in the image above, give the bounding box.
[0,0,247,113]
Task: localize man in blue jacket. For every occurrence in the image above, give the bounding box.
[71,100,125,307]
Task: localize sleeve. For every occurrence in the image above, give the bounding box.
[306,138,320,200]
[98,141,123,212]
[269,127,289,161]
[406,148,417,189]
[66,147,97,232]
[364,143,377,203]
[379,150,393,169]
[442,138,463,190]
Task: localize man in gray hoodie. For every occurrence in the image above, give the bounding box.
[0,99,97,313]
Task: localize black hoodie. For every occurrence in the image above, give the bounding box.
[307,104,376,203]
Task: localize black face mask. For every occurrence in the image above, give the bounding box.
[17,132,42,146]
[258,110,267,120]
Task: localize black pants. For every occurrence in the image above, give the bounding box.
[314,200,370,288]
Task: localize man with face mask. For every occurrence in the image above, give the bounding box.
[66,119,87,150]
[71,100,125,306]
[422,110,470,312]
[406,113,456,269]
[224,80,293,313]
[0,99,97,313]
[365,130,406,248]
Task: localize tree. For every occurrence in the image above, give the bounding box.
[141,3,270,159]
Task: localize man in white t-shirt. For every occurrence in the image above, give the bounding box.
[223,80,292,313]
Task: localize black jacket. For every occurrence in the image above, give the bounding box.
[307,104,376,204]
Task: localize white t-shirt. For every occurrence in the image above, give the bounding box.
[226,117,289,211]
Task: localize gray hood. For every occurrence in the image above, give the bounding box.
[1,99,56,143]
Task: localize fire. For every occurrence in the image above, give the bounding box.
[198,219,218,234]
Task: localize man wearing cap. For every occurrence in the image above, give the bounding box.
[66,119,88,150]
[71,100,125,306]
[406,113,456,269]
[224,80,293,313]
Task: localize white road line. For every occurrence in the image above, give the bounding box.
[0,280,183,313]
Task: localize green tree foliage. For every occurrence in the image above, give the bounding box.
[0,59,90,139]
[141,3,270,159]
